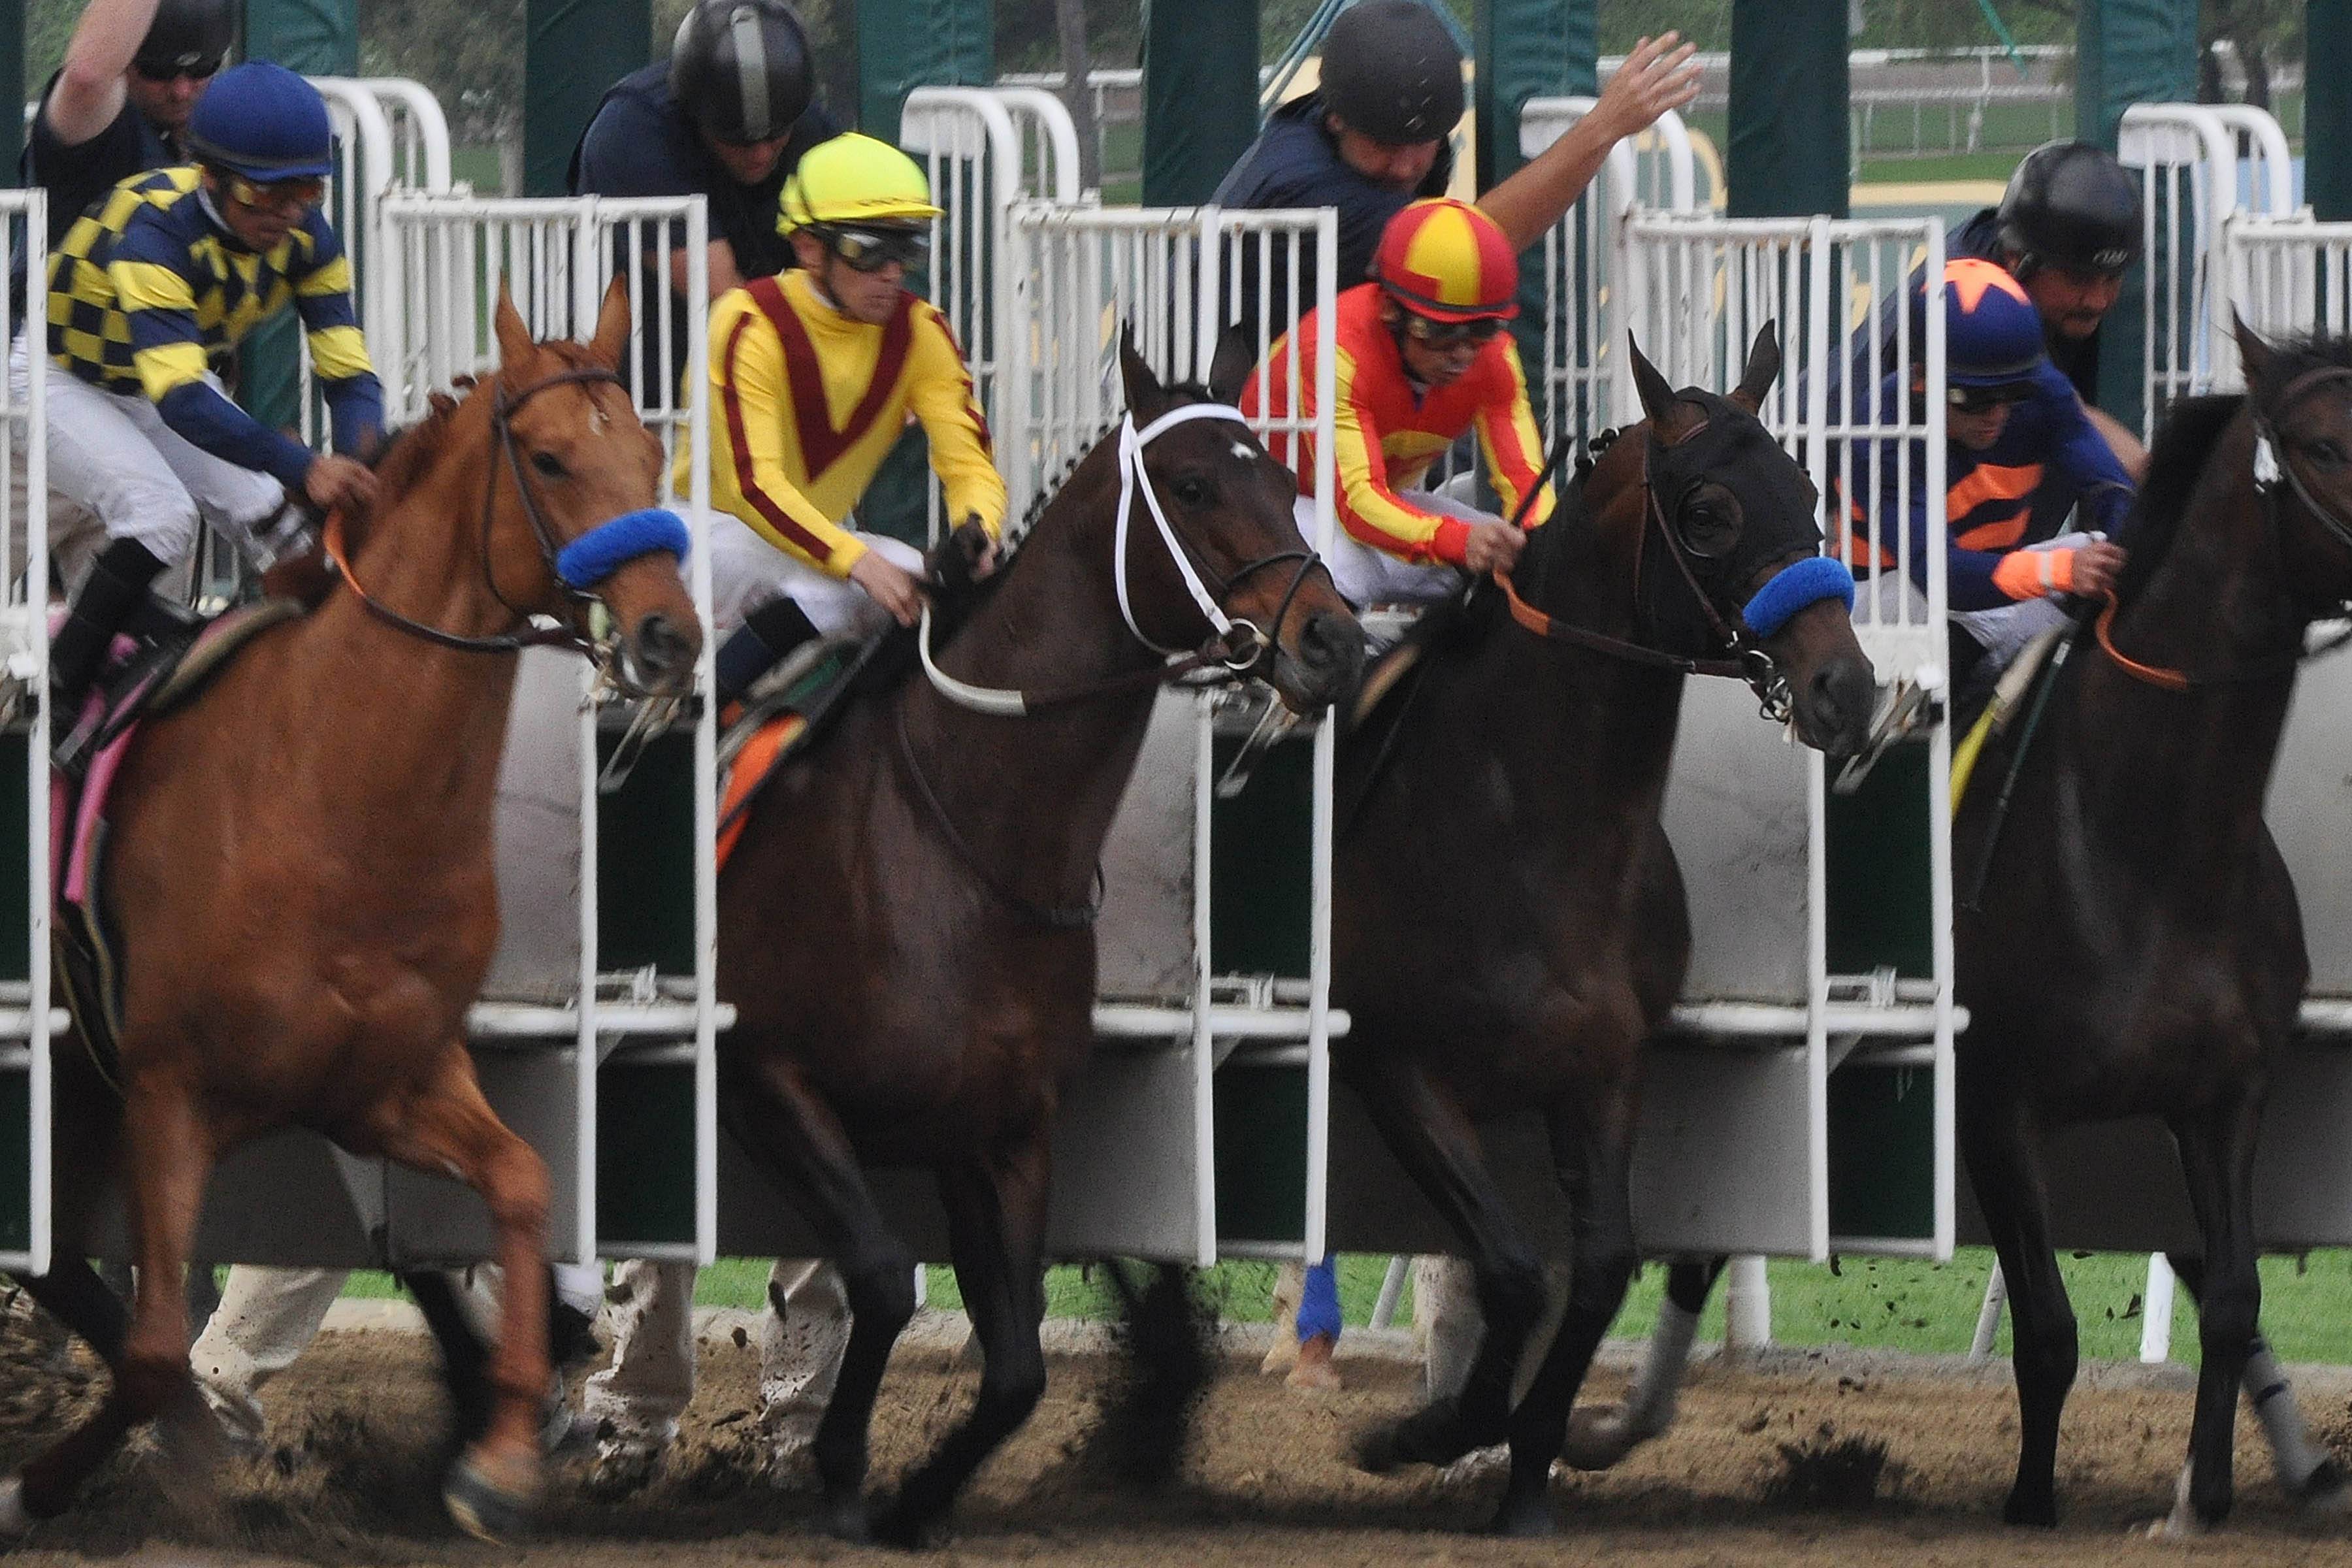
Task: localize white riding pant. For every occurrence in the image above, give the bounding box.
[13,335,284,569]
[706,509,924,638]
[585,1257,849,1458]
[1296,491,1490,609]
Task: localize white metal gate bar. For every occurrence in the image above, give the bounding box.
[377,190,719,1264]
[0,189,50,1276]
[2227,212,2349,373]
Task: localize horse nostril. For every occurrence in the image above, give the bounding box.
[1811,659,1875,742]
[1301,612,1367,682]
[633,613,696,685]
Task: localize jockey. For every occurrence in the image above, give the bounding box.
[1243,197,1550,608]
[689,131,1006,704]
[43,59,382,738]
[1856,257,2134,702]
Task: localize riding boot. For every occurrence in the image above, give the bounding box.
[51,537,167,758]
[716,598,823,708]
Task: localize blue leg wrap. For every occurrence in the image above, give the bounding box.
[1298,1256,1342,1342]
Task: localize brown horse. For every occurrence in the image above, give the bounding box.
[715,341,1362,1544]
[1335,331,1876,1537]
[5,281,701,1541]
[1569,321,2352,1535]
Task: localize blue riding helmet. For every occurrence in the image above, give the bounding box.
[1942,257,2047,389]
[186,61,335,182]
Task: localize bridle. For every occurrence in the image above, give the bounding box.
[902,398,1333,927]
[323,364,682,659]
[1495,425,1802,723]
[2097,364,2352,691]
[915,400,1329,716]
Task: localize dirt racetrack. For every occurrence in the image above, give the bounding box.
[6,1303,2352,1568]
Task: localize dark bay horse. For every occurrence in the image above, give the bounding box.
[5,282,700,1541]
[1336,329,1876,1537]
[1568,321,2352,1535]
[716,341,1363,1544]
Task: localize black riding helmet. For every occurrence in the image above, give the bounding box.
[1997,140,2142,278]
[1320,0,1463,145]
[668,0,815,146]
[134,0,235,78]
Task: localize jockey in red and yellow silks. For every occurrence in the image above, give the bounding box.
[1242,199,1549,606]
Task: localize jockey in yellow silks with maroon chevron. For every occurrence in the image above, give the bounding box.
[681,131,1007,702]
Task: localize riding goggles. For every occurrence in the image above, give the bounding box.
[1947,380,2036,415]
[133,55,223,82]
[814,224,928,273]
[1400,313,1506,348]
[225,174,327,215]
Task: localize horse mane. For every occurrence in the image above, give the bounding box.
[2107,393,2245,608]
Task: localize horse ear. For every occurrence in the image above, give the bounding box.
[2233,311,2277,390]
[1629,333,1678,427]
[1731,321,1782,414]
[1119,324,1170,423]
[587,274,632,372]
[493,278,533,371]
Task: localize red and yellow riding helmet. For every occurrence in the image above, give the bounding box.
[1369,198,1519,324]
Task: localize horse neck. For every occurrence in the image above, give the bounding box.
[289,391,529,818]
[2078,411,2304,856]
[898,437,1175,902]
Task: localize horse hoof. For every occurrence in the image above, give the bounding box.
[1561,1403,1639,1471]
[0,1475,31,1536]
[1351,1422,1405,1475]
[2002,1489,2058,1529]
[821,1489,873,1544]
[871,1491,945,1550]
[443,1454,537,1544]
[1488,1492,1559,1539]
[2295,1460,2352,1514]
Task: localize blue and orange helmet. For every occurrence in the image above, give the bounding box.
[1370,198,1518,324]
[1942,257,2046,392]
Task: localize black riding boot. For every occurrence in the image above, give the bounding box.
[51,537,167,736]
[715,597,822,707]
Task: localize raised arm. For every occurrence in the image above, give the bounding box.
[45,0,167,148]
[1475,33,1701,253]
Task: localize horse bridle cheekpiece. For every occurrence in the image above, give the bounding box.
[326,364,691,656]
[919,400,1324,716]
[2253,364,2352,555]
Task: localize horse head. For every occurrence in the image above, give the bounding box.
[1107,332,1365,713]
[483,278,702,698]
[1620,325,1876,756]
[2232,316,2352,609]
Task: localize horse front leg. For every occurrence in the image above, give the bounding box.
[8,1076,215,1528]
[1960,1075,2073,1527]
[1562,1254,1720,1470]
[1490,1083,1641,1538]
[2160,1091,2266,1535]
[357,1043,551,1543]
[877,1137,1053,1546]
[720,1050,917,1543]
[1345,1053,1545,1475]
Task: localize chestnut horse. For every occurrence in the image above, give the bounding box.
[712,342,1363,1543]
[1336,330,1876,1535]
[5,282,701,1541]
[1568,322,2352,1535]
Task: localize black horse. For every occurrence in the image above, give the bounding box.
[1567,319,2352,1535]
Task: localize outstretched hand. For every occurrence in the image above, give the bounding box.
[1592,33,1703,144]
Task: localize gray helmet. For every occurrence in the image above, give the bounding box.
[1997,141,2143,278]
[134,0,234,78]
[668,0,815,146]
[1320,0,1463,145]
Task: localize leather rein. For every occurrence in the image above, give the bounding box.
[321,365,627,656]
[2097,364,2352,691]
[1494,427,1793,722]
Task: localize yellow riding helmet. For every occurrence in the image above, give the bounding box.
[777,133,943,235]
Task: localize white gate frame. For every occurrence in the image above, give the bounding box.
[0,190,52,1277]
[1620,210,1955,1262]
[376,190,722,1265]
[1011,200,1341,1265]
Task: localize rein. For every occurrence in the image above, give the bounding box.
[2096,366,2352,691]
[322,363,676,656]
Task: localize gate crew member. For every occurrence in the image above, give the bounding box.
[43,61,382,746]
[584,132,1007,1497]
[1854,258,2134,709]
[1246,197,1548,610]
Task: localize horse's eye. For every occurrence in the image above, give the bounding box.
[531,451,568,480]
[2308,438,2349,468]
[1679,497,1743,559]
[1172,476,1211,507]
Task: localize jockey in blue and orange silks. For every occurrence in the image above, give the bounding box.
[1848,257,2136,708]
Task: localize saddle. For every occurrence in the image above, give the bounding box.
[713,634,883,868]
[52,596,306,1079]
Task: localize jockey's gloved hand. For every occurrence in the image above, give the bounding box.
[930,516,994,595]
